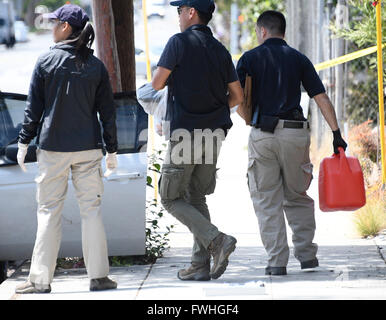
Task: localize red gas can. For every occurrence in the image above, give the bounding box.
[319,147,366,212]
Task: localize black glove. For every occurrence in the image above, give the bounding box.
[332,129,347,154]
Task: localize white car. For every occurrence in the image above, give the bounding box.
[0,0,16,48]
[0,91,149,281]
[147,0,166,18]
[135,47,161,78]
[14,20,29,42]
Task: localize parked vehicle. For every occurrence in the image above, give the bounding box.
[147,0,166,18]
[0,91,148,282]
[14,20,28,43]
[135,47,160,78]
[0,0,16,48]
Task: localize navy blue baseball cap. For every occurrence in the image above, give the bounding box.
[44,4,89,28]
[170,0,215,14]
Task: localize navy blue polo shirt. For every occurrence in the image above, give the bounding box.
[236,38,325,124]
[157,24,238,134]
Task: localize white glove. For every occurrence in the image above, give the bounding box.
[104,152,118,177]
[17,142,28,172]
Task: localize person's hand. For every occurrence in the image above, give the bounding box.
[332,129,347,154]
[104,152,118,177]
[17,142,29,172]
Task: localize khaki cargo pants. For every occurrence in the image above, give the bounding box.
[247,121,318,268]
[28,149,110,286]
[160,136,222,265]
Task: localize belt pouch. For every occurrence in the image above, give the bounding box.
[259,115,279,133]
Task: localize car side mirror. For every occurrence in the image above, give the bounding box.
[5,144,37,163]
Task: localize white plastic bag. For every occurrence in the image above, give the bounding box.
[137,83,169,137]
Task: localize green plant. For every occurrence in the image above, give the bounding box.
[213,0,285,51]
[145,145,174,261]
[348,120,379,163]
[145,198,174,262]
[237,0,285,50]
[354,189,386,238]
[331,0,386,124]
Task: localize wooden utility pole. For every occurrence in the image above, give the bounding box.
[111,0,136,92]
[92,0,136,93]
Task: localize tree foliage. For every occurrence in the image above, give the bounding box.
[214,0,285,50]
[36,0,81,11]
[333,0,386,48]
[332,0,386,124]
[237,0,285,50]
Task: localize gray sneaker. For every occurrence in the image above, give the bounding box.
[208,233,237,279]
[177,262,210,281]
[15,281,51,294]
[90,277,117,291]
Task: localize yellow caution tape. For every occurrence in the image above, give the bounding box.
[314,45,380,71]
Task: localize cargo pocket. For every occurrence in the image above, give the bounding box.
[159,167,185,200]
[98,167,104,194]
[203,167,219,195]
[300,162,313,191]
[247,159,258,195]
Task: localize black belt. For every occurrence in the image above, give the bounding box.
[254,120,309,129]
[282,121,309,129]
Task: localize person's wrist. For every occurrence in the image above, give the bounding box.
[332,128,341,138]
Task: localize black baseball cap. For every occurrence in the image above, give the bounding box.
[170,0,215,14]
[44,4,89,28]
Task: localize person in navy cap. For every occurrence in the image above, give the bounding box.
[152,0,244,281]
[15,4,118,293]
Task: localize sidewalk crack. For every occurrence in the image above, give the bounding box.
[134,262,154,299]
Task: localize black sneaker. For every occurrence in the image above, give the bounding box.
[265,266,287,276]
[15,281,51,294]
[208,233,237,279]
[90,277,117,291]
[301,258,319,271]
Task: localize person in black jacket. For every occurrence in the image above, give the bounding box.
[15,4,118,294]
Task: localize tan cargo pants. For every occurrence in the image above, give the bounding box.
[28,149,110,286]
[247,121,318,268]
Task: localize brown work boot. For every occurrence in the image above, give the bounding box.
[177,262,211,281]
[15,280,51,294]
[90,276,117,291]
[208,233,237,279]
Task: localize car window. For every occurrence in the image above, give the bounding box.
[135,48,144,55]
[0,93,30,166]
[0,91,148,166]
[114,92,148,154]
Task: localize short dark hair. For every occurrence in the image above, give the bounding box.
[256,10,286,36]
[196,9,213,25]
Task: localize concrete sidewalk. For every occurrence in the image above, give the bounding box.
[1,115,385,300]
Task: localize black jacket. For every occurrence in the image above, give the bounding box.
[18,43,117,153]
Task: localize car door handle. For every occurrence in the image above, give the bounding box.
[105,172,144,182]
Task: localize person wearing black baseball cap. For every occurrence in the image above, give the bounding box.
[15,4,118,294]
[169,0,215,31]
[152,1,243,281]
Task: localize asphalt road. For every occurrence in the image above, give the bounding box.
[0,5,178,94]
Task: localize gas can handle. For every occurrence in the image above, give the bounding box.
[338,147,351,173]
